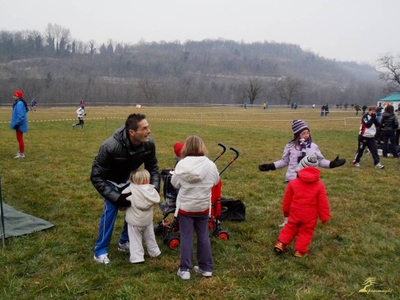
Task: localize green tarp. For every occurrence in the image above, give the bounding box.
[1,203,53,238]
[379,93,400,101]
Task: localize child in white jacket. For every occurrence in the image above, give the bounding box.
[171,136,220,280]
[123,169,161,263]
[72,107,86,129]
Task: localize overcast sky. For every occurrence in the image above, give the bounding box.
[1,0,399,65]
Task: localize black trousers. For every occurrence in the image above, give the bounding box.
[354,135,380,165]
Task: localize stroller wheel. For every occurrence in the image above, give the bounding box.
[164,236,180,249]
[214,230,229,240]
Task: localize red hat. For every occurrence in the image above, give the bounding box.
[13,90,23,98]
[174,142,184,157]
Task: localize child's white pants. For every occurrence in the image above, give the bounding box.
[127,223,161,263]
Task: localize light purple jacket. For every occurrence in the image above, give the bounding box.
[273,141,330,182]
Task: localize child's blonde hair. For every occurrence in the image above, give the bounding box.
[129,169,150,185]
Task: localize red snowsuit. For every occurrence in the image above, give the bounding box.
[277,166,330,253]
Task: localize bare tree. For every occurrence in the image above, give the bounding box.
[241,77,263,105]
[273,76,302,106]
[20,77,45,100]
[138,79,161,105]
[377,53,400,92]
[44,23,70,54]
[89,40,97,55]
[44,24,55,52]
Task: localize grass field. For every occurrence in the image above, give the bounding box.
[0,106,399,299]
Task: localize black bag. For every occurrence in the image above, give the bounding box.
[219,198,246,222]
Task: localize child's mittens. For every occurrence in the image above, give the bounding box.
[321,220,328,225]
[329,156,346,168]
[258,163,276,172]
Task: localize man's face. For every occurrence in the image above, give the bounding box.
[128,119,151,146]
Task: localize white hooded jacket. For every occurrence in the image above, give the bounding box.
[123,183,160,227]
[76,107,85,118]
[171,156,220,214]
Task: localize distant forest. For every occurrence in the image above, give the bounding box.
[0,24,387,107]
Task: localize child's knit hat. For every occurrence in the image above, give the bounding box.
[295,154,318,172]
[174,142,184,158]
[292,119,309,137]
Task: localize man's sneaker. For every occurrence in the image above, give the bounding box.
[72,124,76,128]
[294,250,308,258]
[177,268,190,280]
[118,242,130,252]
[14,152,25,158]
[374,163,385,169]
[193,266,212,277]
[354,162,360,167]
[274,241,286,254]
[94,253,110,264]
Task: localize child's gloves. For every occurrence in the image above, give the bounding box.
[329,156,346,168]
[321,220,328,225]
[283,212,289,217]
[258,163,276,172]
[115,192,132,207]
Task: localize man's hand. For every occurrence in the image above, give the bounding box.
[115,192,132,207]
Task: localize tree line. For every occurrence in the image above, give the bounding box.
[0,23,398,107]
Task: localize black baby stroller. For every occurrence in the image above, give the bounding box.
[155,143,239,249]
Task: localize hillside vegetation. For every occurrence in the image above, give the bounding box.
[0,28,384,107]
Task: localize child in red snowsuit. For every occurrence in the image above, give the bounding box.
[274,166,330,257]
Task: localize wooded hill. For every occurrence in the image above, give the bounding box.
[0,29,385,107]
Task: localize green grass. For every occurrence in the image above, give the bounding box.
[0,106,399,299]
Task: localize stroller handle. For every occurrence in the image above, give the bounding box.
[219,147,240,175]
[229,147,239,159]
[213,143,227,162]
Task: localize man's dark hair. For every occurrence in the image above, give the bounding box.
[125,113,146,131]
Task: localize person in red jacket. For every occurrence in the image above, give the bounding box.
[273,165,330,257]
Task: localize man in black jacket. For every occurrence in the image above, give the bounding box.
[91,113,159,264]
